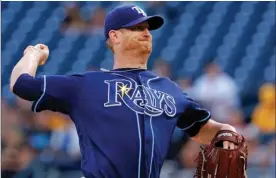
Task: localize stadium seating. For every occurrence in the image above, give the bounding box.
[2,1,275,113]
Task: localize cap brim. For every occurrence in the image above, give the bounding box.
[122,15,164,31]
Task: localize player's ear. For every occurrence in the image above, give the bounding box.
[109,30,120,44]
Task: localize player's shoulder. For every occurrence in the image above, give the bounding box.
[149,71,178,85]
[157,76,193,101]
[67,68,146,78]
[71,69,109,77]
[146,71,184,91]
[69,69,124,81]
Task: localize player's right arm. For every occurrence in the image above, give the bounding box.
[10,44,48,92]
[10,44,83,114]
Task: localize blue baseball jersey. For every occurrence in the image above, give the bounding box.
[13,68,211,178]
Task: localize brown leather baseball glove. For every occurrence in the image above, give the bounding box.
[194,130,248,178]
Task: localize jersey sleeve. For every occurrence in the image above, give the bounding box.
[13,73,83,114]
[177,93,211,137]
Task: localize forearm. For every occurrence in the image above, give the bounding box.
[10,52,40,92]
[191,119,236,145]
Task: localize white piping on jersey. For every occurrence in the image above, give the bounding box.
[149,116,155,178]
[179,111,211,131]
[105,71,159,177]
[146,76,159,86]
[33,75,46,113]
[145,77,158,178]
[136,113,142,178]
[146,76,159,177]
[112,72,143,178]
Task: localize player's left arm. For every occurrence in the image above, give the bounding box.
[190,119,236,146]
[177,93,237,149]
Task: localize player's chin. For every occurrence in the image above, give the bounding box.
[140,46,152,55]
[140,42,152,51]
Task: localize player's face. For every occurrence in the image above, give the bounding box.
[119,22,152,55]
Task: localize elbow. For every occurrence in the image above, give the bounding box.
[10,76,19,94]
[10,79,16,93]
[10,69,17,93]
[10,74,21,95]
[10,84,14,93]
[10,72,25,94]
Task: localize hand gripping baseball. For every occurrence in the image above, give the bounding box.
[24,44,49,66]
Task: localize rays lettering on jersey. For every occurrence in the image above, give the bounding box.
[104,79,176,117]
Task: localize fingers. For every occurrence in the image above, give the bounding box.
[35,44,48,50]
[38,44,44,49]
[23,44,49,66]
[34,44,49,56]
[223,141,229,149]
[223,141,236,149]
[24,45,34,55]
[24,44,43,55]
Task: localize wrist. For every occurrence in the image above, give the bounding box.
[221,124,236,132]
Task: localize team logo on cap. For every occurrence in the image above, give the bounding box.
[132,6,147,16]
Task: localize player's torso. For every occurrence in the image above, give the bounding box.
[71,69,186,178]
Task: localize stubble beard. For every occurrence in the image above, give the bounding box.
[124,38,152,57]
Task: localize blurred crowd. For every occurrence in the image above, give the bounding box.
[60,2,106,36]
[59,1,178,37]
[1,1,275,178]
[2,98,82,178]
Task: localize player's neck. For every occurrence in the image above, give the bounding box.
[113,53,148,70]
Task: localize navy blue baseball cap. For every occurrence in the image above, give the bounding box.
[104,5,164,39]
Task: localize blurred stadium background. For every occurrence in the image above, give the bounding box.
[1,1,275,178]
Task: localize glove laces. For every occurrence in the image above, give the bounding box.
[194,146,207,178]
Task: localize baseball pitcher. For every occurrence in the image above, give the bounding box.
[10,4,247,178]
